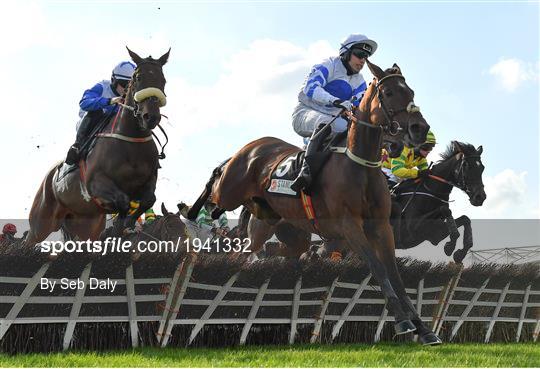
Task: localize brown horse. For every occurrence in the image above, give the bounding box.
[187,60,442,345]
[24,48,170,247]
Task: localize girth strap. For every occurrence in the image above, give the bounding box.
[329,147,382,168]
[300,190,327,241]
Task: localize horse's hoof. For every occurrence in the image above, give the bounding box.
[453,249,466,264]
[394,320,416,335]
[444,241,455,256]
[419,332,443,346]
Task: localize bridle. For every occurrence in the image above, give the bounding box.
[364,74,421,136]
[112,61,169,159]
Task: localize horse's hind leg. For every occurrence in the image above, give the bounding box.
[452,215,472,263]
[25,171,65,248]
[274,223,310,258]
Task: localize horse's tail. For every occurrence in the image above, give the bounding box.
[186,158,231,220]
[237,206,252,239]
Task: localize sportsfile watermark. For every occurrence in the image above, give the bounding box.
[39,237,252,256]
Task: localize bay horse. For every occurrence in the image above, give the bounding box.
[391,141,486,263]
[187,61,442,344]
[24,48,170,247]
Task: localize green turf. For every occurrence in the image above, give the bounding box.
[0,343,539,367]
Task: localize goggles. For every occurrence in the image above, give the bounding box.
[116,79,130,88]
[350,43,372,59]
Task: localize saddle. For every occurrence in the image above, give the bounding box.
[267,131,347,196]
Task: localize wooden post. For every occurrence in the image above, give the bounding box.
[516,285,531,342]
[330,274,371,342]
[433,264,463,336]
[289,277,302,344]
[374,304,388,343]
[484,282,510,343]
[0,262,50,340]
[62,263,92,350]
[449,277,490,341]
[239,278,269,345]
[187,272,239,346]
[310,277,338,343]
[157,253,196,347]
[125,264,139,348]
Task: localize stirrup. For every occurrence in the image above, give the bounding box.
[290,176,309,192]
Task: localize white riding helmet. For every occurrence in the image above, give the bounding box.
[112,61,136,81]
[339,34,378,57]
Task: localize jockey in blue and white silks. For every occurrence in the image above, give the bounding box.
[290,34,378,192]
[65,61,136,165]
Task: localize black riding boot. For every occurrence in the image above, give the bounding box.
[290,124,331,193]
[65,112,99,165]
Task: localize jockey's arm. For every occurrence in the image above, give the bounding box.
[391,154,419,179]
[79,82,112,112]
[303,61,340,107]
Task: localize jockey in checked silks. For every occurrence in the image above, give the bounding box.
[382,130,437,189]
[290,33,378,192]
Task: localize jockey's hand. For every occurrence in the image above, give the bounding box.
[332,99,352,111]
[418,169,431,180]
[110,97,123,105]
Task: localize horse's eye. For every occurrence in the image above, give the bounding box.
[385,90,393,97]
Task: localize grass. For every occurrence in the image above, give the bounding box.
[1,343,539,367]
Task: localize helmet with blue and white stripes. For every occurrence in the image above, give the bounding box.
[111,61,136,81]
[339,34,378,57]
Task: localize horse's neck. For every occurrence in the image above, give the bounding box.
[345,82,382,162]
[430,157,458,193]
[346,119,382,163]
[110,94,150,138]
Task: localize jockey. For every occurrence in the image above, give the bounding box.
[0,223,17,243]
[290,34,378,192]
[196,200,229,233]
[383,131,437,187]
[65,61,137,165]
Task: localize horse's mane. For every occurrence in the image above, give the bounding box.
[439,141,477,162]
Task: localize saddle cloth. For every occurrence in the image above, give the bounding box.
[267,151,305,196]
[266,130,348,197]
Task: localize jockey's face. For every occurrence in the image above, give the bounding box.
[348,53,366,73]
[419,147,432,157]
[115,81,128,96]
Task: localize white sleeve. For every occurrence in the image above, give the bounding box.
[303,61,338,106]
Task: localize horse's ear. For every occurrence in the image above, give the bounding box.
[158,48,171,66]
[126,46,144,65]
[366,59,385,80]
[477,145,483,155]
[453,141,464,153]
[161,202,169,215]
[392,63,402,74]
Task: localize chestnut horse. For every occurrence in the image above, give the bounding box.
[187,61,441,345]
[24,48,170,247]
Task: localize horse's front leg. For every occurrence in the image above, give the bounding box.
[341,217,415,336]
[390,200,403,248]
[122,175,157,232]
[371,219,442,345]
[440,207,460,256]
[87,173,131,238]
[452,215,472,263]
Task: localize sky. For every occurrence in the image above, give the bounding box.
[0,1,538,256]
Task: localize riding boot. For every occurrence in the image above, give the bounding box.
[290,124,331,192]
[65,112,98,165]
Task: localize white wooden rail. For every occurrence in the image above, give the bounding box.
[1,261,539,349]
